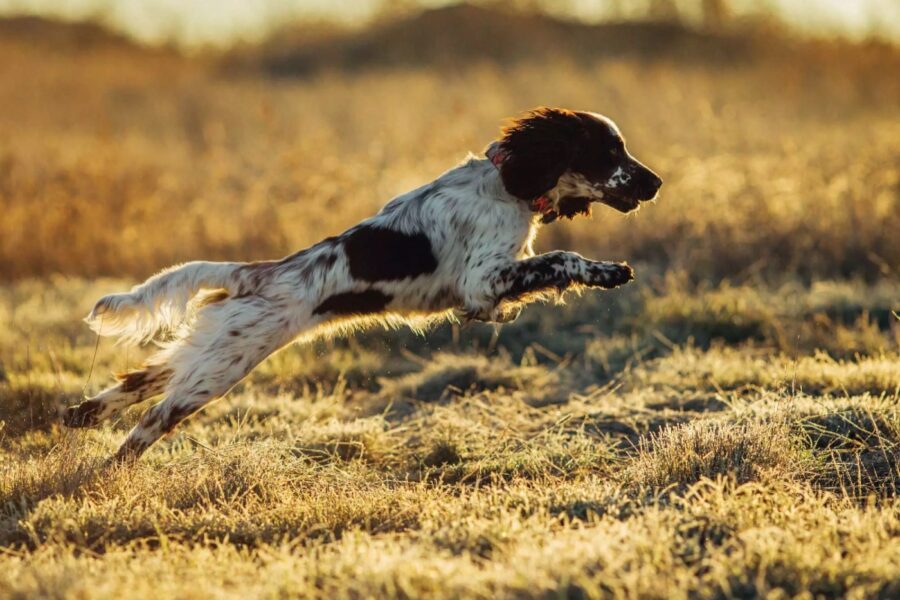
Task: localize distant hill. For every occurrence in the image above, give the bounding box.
[239,4,757,77]
[2,6,895,79]
[0,15,165,55]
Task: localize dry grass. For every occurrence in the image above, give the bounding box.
[1,275,898,598]
[1,10,900,599]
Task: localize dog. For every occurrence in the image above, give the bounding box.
[63,107,662,461]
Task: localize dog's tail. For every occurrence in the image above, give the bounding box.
[85,261,243,345]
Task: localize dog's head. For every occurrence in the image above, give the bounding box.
[491,107,662,219]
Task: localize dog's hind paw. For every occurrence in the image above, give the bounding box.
[62,399,104,428]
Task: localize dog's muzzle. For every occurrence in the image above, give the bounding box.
[600,165,662,213]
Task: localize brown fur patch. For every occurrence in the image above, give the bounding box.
[117,370,148,393]
[498,107,584,201]
[162,403,201,433]
[557,197,593,219]
[195,289,230,307]
[115,367,172,395]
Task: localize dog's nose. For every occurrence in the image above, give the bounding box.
[635,173,662,201]
[639,171,662,200]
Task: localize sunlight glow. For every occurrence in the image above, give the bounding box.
[1,0,897,47]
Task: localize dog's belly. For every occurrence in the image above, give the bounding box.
[382,280,463,314]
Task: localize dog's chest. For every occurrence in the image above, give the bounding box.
[432,190,535,266]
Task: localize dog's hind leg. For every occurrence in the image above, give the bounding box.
[112,296,311,462]
[63,364,173,428]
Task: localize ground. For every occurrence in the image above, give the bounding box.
[2,277,898,598]
[1,10,899,599]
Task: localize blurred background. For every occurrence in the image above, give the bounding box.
[1,5,899,594]
[0,0,897,284]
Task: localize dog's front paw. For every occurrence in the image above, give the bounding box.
[586,262,634,289]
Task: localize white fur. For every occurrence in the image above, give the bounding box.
[86,261,243,344]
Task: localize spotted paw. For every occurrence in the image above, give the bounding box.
[62,399,104,428]
[586,262,635,289]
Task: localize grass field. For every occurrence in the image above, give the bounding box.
[1,7,899,599]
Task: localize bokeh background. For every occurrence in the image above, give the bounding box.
[1,2,899,598]
[0,0,898,282]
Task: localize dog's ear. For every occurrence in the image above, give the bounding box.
[497,107,585,201]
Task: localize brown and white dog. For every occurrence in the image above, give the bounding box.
[64,107,662,461]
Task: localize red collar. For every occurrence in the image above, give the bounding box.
[488,147,507,168]
[488,147,554,217]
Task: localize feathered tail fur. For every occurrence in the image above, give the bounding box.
[85,261,242,345]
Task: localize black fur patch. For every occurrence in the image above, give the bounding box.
[313,290,392,316]
[343,227,437,282]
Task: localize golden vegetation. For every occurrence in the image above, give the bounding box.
[0,10,897,281]
[1,9,899,599]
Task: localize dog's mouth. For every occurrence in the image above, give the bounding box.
[595,184,661,214]
[598,194,641,213]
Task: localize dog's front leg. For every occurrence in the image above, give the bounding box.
[499,251,634,299]
[465,251,633,323]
